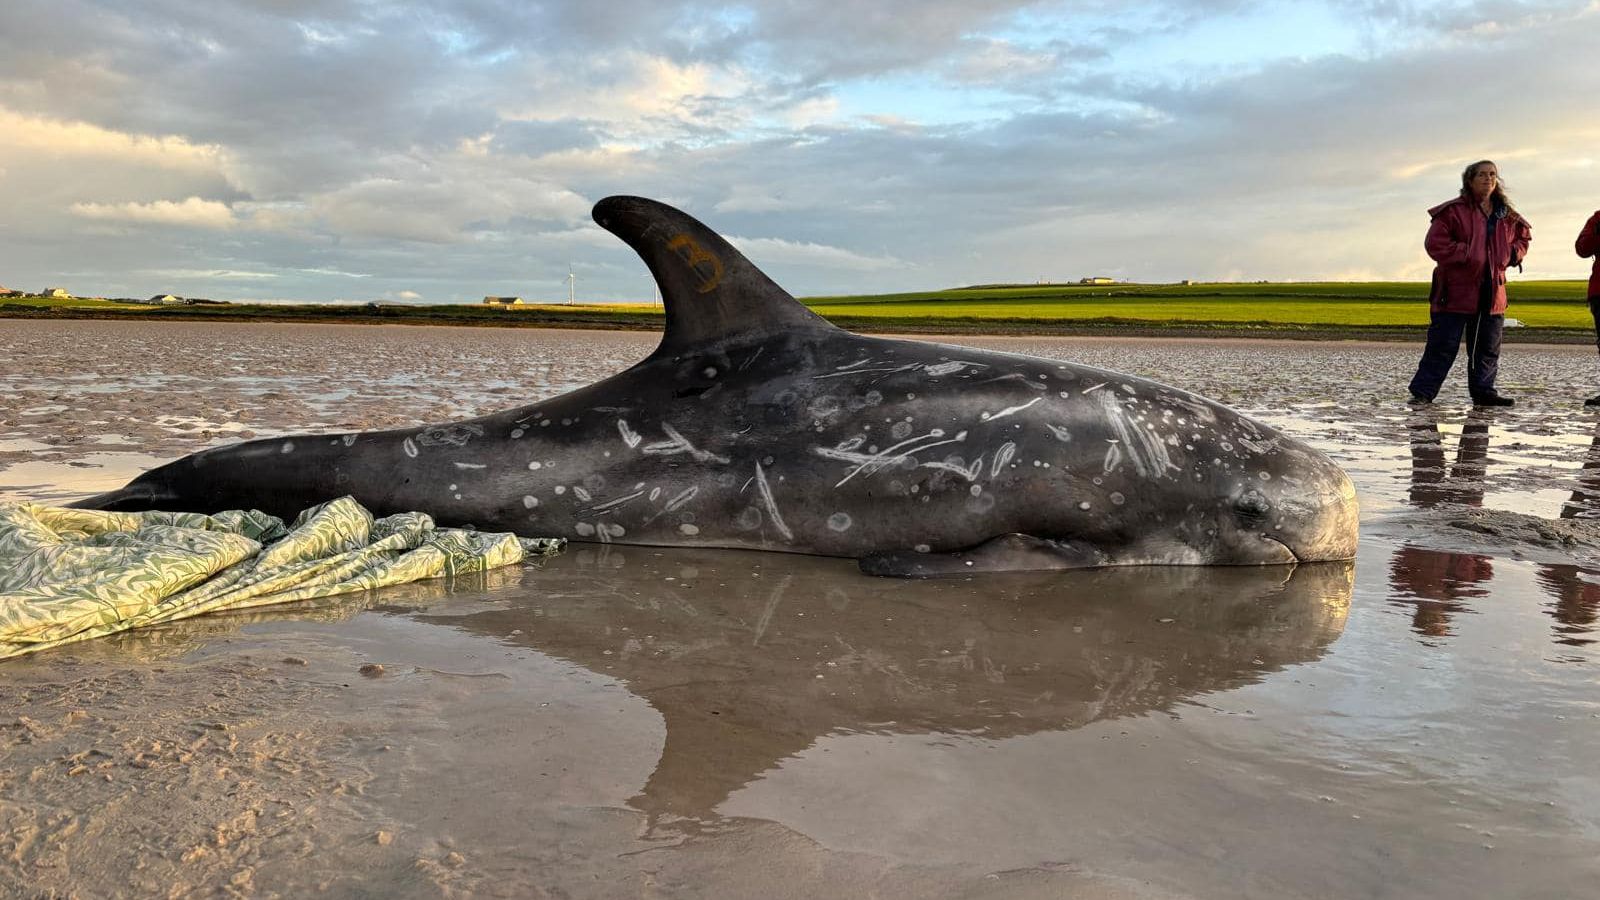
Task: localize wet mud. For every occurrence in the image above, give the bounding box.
[4,320,1600,898]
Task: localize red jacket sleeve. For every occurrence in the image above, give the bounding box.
[1578,211,1600,259]
[1509,216,1531,267]
[1424,210,1469,265]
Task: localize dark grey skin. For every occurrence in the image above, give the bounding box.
[77,196,1359,576]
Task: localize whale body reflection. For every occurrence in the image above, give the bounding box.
[419,549,1354,820]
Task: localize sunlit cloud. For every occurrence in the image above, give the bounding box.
[0,107,228,172]
[70,197,237,229]
[0,0,1596,301]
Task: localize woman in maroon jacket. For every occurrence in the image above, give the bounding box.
[1576,208,1600,406]
[1408,160,1532,406]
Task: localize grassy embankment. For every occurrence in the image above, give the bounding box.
[4,281,1595,341]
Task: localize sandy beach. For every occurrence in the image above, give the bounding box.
[5,319,1600,898]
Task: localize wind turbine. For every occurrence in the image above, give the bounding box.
[566,264,575,305]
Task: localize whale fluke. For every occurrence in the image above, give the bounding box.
[592,195,835,353]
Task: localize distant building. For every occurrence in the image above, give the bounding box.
[1078,277,1115,285]
[149,294,184,304]
[482,296,525,306]
[0,285,20,297]
[42,287,71,298]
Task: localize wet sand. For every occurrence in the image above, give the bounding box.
[4,320,1600,898]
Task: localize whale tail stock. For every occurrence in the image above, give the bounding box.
[592,196,837,355]
[70,483,165,511]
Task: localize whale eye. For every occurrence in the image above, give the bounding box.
[1234,489,1272,522]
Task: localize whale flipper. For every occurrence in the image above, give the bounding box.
[592,196,836,354]
[859,534,1111,578]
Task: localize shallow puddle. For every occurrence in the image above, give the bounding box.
[3,320,1600,898]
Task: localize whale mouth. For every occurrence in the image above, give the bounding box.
[1256,534,1300,565]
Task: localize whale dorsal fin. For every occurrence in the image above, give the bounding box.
[592,196,837,354]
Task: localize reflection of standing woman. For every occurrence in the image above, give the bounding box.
[1576,207,1600,406]
[1408,160,1532,406]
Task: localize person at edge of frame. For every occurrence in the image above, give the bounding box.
[1407,159,1533,407]
[1576,206,1600,406]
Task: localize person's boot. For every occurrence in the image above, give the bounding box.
[1471,392,1514,407]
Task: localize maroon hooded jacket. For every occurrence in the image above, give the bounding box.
[1424,196,1532,315]
[1576,210,1600,298]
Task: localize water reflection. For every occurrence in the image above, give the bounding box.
[1556,423,1600,521]
[1387,547,1491,642]
[1406,414,1490,509]
[1392,417,1600,649]
[1534,424,1600,649]
[1390,413,1496,642]
[422,548,1353,824]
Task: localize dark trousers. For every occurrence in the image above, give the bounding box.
[1408,310,1504,400]
[1591,297,1600,355]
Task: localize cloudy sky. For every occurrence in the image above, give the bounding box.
[2,0,1598,303]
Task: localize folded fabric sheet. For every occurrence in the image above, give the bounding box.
[0,496,562,659]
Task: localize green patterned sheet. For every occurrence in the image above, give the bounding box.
[0,496,562,660]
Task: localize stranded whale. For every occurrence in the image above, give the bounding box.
[77,195,1359,576]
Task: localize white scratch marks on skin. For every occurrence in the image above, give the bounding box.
[980,397,1042,423]
[642,423,731,465]
[754,462,794,542]
[833,435,866,452]
[738,347,766,372]
[990,442,1017,477]
[1239,435,1281,454]
[1103,441,1124,474]
[1046,424,1072,442]
[919,458,983,482]
[587,490,646,513]
[453,462,487,470]
[342,434,358,447]
[1097,391,1176,479]
[1083,382,1108,394]
[642,485,699,526]
[618,420,642,449]
[812,362,921,380]
[814,429,967,488]
[924,360,987,377]
[572,486,592,502]
[976,373,1045,391]
[402,437,418,458]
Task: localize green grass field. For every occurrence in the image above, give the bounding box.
[805,280,1595,329]
[5,280,1595,338]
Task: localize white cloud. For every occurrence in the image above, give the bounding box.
[138,267,278,280]
[1,0,1598,301]
[728,236,909,272]
[70,197,237,229]
[0,107,228,173]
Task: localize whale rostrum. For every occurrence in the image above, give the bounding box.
[77,195,1359,576]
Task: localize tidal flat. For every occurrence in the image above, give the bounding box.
[3,320,1600,899]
